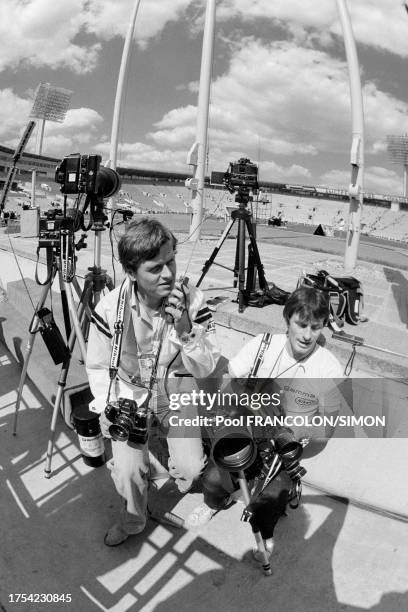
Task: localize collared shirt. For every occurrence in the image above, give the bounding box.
[86,278,220,414]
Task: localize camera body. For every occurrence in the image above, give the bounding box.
[272,426,306,480]
[39,209,65,249]
[105,398,148,444]
[224,157,259,193]
[55,153,101,195]
[38,208,82,250]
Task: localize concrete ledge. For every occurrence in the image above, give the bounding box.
[211,298,408,378]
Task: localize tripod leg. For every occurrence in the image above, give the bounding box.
[72,275,93,347]
[246,244,256,294]
[13,274,55,435]
[245,218,268,290]
[43,297,88,477]
[63,281,87,362]
[196,218,235,287]
[237,471,272,576]
[237,218,247,313]
[233,234,240,288]
[58,265,71,340]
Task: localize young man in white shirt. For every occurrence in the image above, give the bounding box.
[187,286,343,539]
[86,218,220,545]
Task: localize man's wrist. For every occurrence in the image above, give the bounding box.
[178,329,196,344]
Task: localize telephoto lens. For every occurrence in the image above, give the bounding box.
[273,427,306,480]
[211,426,258,472]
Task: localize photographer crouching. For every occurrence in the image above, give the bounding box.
[86,218,220,546]
[187,286,344,560]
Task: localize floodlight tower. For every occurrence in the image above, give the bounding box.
[29,83,72,207]
[386,135,408,196]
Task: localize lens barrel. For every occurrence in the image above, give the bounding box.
[211,426,258,472]
[109,414,133,442]
[95,166,121,199]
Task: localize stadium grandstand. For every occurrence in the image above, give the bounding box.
[1,143,408,242]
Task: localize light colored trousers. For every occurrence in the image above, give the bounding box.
[107,402,205,534]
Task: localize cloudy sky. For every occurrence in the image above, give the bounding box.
[1,0,408,195]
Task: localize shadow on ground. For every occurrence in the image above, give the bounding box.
[1,340,407,612]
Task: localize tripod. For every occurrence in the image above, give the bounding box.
[13,201,114,477]
[196,189,268,312]
[237,471,272,576]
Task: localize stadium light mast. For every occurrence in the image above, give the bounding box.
[29,83,72,207]
[386,135,408,196]
[186,0,216,242]
[336,0,365,274]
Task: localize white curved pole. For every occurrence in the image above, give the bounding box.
[336,0,365,273]
[107,0,142,171]
[186,0,216,242]
[105,0,142,226]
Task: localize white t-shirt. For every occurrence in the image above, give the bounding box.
[229,334,344,425]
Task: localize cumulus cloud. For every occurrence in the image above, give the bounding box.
[320,166,403,195]
[0,0,194,74]
[84,0,193,47]
[216,0,408,58]
[0,0,101,73]
[0,89,33,138]
[0,88,103,157]
[2,0,407,193]
[95,140,189,173]
[144,37,408,186]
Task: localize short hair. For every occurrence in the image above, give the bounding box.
[283,286,330,326]
[118,218,177,275]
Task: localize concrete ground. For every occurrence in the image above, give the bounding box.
[1,222,408,611]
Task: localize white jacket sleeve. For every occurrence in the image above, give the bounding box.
[85,301,116,414]
[168,287,221,378]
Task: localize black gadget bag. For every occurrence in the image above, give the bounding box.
[299,270,364,327]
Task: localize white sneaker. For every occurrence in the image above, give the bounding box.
[186,503,218,528]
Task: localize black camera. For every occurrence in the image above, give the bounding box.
[55,153,121,198]
[38,208,82,250]
[273,427,306,481]
[55,153,100,195]
[39,209,64,249]
[224,157,259,193]
[105,398,148,444]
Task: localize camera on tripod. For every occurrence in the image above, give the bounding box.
[105,398,149,444]
[38,208,83,250]
[224,158,259,194]
[38,209,64,249]
[55,152,121,199]
[55,153,100,195]
[210,157,258,206]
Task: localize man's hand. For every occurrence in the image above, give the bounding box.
[165,278,191,337]
[99,411,112,439]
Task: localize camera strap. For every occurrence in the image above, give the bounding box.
[246,332,272,389]
[106,279,167,408]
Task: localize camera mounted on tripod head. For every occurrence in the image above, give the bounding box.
[224,157,259,205]
[55,153,121,199]
[39,207,83,251]
[54,152,121,228]
[211,157,259,206]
